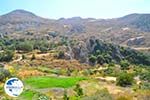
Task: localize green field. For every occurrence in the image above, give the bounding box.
[25,76,86,89]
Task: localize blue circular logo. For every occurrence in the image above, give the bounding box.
[4,78,24,97]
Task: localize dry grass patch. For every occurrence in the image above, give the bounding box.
[17,69,44,79]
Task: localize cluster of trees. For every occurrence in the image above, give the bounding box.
[89,50,113,65]
[16,40,52,53]
[88,39,150,66]
[0,38,57,53]
[0,36,73,54]
[140,70,150,82]
[0,37,59,62]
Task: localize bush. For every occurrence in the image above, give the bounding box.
[39,47,48,53]
[38,94,49,100]
[82,69,93,76]
[140,82,150,90]
[66,68,73,76]
[116,72,134,87]
[108,62,115,67]
[89,55,97,65]
[31,54,36,60]
[97,55,105,65]
[57,51,65,59]
[103,67,114,76]
[140,71,150,82]
[74,84,83,97]
[22,54,26,60]
[0,68,11,82]
[0,50,14,62]
[16,42,33,52]
[120,60,130,70]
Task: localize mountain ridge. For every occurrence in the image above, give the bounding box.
[0,10,150,48]
[1,10,150,20]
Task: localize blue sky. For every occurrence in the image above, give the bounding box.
[0,0,150,19]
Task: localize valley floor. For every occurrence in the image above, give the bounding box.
[0,51,150,100]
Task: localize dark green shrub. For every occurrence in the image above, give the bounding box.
[16,42,33,52]
[140,71,150,82]
[0,50,14,62]
[97,55,105,65]
[31,54,36,60]
[39,47,48,53]
[74,84,83,97]
[116,72,134,87]
[22,54,26,60]
[120,60,130,70]
[0,68,11,82]
[89,55,97,64]
[140,82,150,90]
[57,51,65,59]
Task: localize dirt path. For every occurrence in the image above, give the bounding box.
[132,47,150,51]
[95,76,116,82]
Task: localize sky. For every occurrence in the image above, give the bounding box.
[0,0,150,19]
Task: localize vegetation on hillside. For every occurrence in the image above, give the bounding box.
[88,38,150,66]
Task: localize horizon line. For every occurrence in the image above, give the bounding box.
[1,9,150,20]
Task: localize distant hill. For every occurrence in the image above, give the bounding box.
[0,10,150,48]
[118,13,150,32]
[0,10,55,34]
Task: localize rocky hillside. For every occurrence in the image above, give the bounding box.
[70,37,150,65]
[0,10,57,34]
[118,13,150,32]
[0,10,150,47]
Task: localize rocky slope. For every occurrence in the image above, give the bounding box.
[70,37,150,65]
[0,10,150,47]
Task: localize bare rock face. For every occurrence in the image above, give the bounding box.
[127,36,145,46]
[64,52,73,60]
[72,41,89,63]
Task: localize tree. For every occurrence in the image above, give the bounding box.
[97,55,105,65]
[31,54,36,60]
[57,51,65,59]
[89,55,97,65]
[104,54,112,63]
[16,42,33,52]
[66,68,72,76]
[0,50,14,62]
[22,54,26,60]
[140,71,150,82]
[39,47,48,53]
[0,68,10,82]
[74,84,83,97]
[120,60,130,70]
[116,72,134,87]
